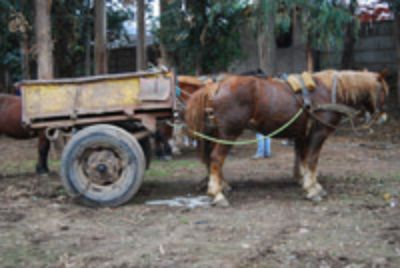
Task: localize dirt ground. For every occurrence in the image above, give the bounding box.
[0,115,400,268]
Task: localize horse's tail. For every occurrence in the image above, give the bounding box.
[184,85,216,165]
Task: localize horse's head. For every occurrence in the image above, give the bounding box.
[363,71,389,124]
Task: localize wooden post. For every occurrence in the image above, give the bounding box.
[395,13,400,105]
[94,0,108,74]
[136,0,147,71]
[35,0,53,79]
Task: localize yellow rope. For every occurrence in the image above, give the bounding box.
[189,108,304,146]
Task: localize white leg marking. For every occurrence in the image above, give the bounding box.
[207,173,220,196]
[302,167,314,191]
[297,161,306,185]
[303,168,325,200]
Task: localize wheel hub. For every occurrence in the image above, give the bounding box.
[84,149,122,186]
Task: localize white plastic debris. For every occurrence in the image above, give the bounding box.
[146,195,212,209]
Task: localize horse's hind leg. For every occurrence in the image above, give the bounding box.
[207,143,231,206]
[293,139,307,185]
[36,132,50,175]
[301,130,330,202]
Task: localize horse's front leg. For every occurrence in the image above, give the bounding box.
[301,130,330,202]
[207,143,231,206]
[36,131,50,175]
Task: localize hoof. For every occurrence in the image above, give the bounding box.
[159,155,172,161]
[305,184,327,203]
[309,194,323,203]
[211,193,230,207]
[36,166,50,176]
[306,190,327,203]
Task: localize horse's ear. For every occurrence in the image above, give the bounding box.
[378,68,390,81]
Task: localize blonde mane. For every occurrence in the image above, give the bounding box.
[313,70,389,108]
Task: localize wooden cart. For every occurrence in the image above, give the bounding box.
[19,70,175,207]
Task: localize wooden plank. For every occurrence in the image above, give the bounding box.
[18,70,170,85]
[28,110,173,129]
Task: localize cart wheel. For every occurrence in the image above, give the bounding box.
[60,124,145,207]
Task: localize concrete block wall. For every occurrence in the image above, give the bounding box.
[320,21,397,72]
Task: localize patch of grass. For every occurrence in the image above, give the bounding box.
[0,159,60,175]
[146,159,202,179]
[0,160,36,175]
[178,215,190,224]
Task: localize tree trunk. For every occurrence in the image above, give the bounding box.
[21,32,30,79]
[395,13,400,105]
[189,0,207,75]
[94,0,107,74]
[4,68,10,92]
[84,0,92,76]
[158,0,169,67]
[306,39,314,72]
[35,0,53,79]
[20,0,30,79]
[341,22,355,69]
[341,0,356,69]
[136,0,147,71]
[257,1,276,75]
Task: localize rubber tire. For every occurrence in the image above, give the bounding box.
[60,124,145,207]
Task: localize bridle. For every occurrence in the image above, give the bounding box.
[298,73,387,134]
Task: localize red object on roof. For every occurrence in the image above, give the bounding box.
[357,1,393,22]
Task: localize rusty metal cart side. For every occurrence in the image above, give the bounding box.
[19,70,175,207]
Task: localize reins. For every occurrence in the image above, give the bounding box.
[305,107,381,135]
[188,108,304,146]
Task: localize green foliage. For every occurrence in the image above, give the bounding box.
[0,1,30,83]
[155,0,249,74]
[300,0,357,50]
[51,0,90,77]
[0,0,131,84]
[253,0,357,51]
[52,0,130,77]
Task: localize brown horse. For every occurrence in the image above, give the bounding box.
[0,94,50,174]
[185,70,389,206]
[163,73,265,156]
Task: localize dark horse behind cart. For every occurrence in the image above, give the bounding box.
[0,94,50,174]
